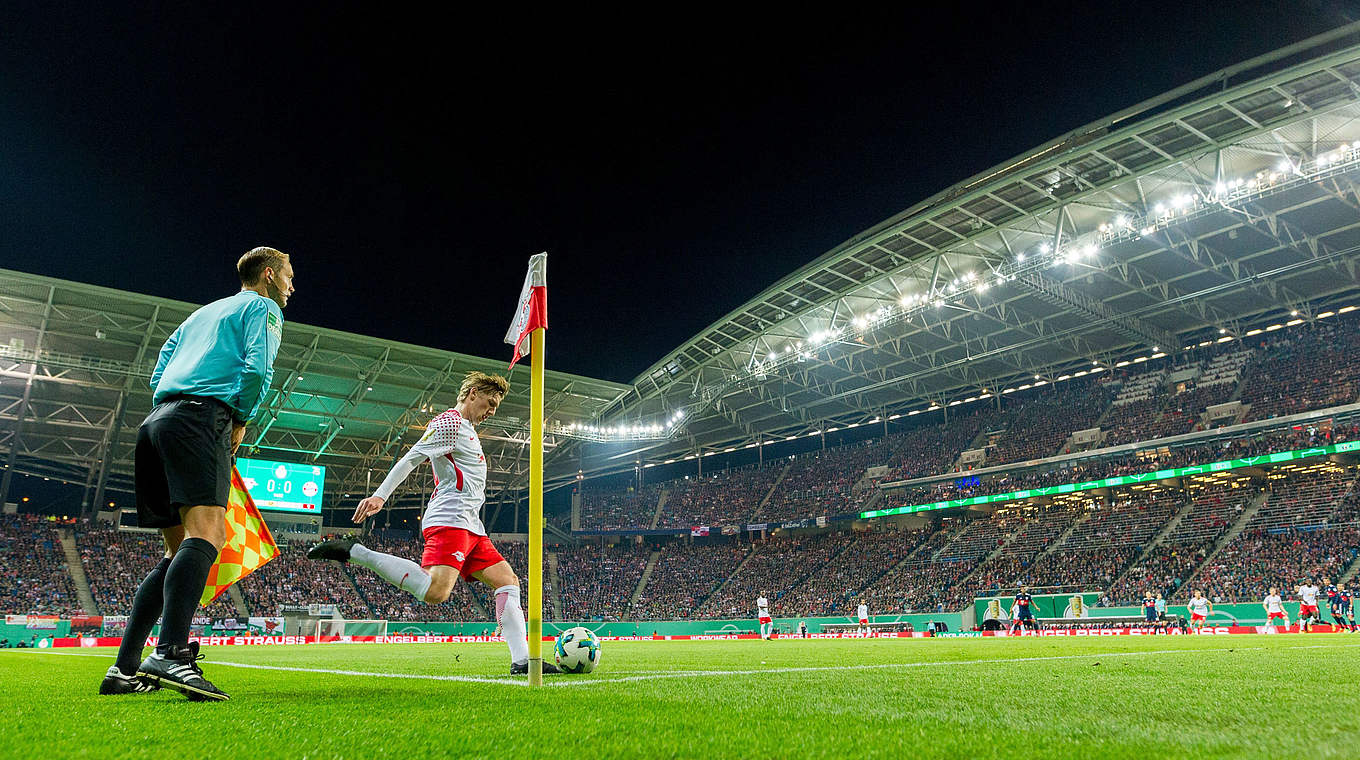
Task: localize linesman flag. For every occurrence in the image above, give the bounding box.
[504,253,548,369]
[200,467,280,606]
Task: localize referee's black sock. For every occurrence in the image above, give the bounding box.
[114,556,171,675]
[155,538,219,652]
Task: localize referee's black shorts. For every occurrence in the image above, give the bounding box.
[135,395,234,528]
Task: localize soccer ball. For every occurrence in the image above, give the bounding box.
[554,626,601,674]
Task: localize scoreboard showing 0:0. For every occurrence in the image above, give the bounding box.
[236,457,325,514]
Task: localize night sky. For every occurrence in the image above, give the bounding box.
[2,3,1354,383]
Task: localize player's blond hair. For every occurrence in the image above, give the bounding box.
[458,371,509,402]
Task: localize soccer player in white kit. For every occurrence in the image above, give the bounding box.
[308,372,559,675]
[1186,590,1212,631]
[1262,588,1289,629]
[857,600,870,636]
[757,593,772,640]
[1296,580,1322,633]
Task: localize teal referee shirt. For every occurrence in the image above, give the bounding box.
[150,290,284,423]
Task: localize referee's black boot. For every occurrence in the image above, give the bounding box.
[137,642,230,701]
[98,665,159,695]
[307,537,357,563]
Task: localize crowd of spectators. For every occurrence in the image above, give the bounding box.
[555,541,650,621]
[1240,322,1360,421]
[990,384,1110,464]
[698,533,854,618]
[859,522,968,612]
[660,464,784,528]
[1104,483,1251,604]
[779,530,933,615]
[0,515,81,616]
[578,483,662,530]
[630,543,748,620]
[756,441,892,522]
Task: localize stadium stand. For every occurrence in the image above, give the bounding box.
[0,515,82,616]
[697,533,855,618]
[556,541,650,621]
[660,464,784,528]
[630,543,748,621]
[1239,323,1360,421]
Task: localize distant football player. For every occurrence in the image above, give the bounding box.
[1011,586,1035,633]
[757,593,772,640]
[308,372,560,675]
[857,600,870,636]
[1262,587,1289,629]
[1334,582,1356,633]
[1142,593,1158,625]
[1296,580,1321,633]
[1187,590,1212,631]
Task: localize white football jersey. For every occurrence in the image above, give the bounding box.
[1299,585,1319,605]
[1188,598,1210,615]
[757,596,769,615]
[857,604,869,620]
[373,408,488,535]
[1264,595,1284,613]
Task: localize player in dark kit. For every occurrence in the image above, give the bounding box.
[1323,576,1340,628]
[97,248,294,701]
[1333,582,1356,633]
[1011,587,1036,633]
[1142,594,1158,624]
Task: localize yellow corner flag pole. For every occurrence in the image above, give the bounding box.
[528,325,546,686]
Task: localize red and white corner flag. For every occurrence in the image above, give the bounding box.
[505,253,548,368]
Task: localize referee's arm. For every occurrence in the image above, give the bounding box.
[150,325,182,389]
[234,299,281,425]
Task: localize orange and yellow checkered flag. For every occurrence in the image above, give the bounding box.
[200,466,280,606]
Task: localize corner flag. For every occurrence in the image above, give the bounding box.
[504,253,548,369]
[200,467,279,606]
[506,253,548,685]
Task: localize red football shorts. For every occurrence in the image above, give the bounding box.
[1300,604,1319,617]
[1191,613,1207,622]
[1268,612,1287,620]
[421,526,506,579]
[759,615,772,624]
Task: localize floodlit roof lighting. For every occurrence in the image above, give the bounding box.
[1039,242,1051,253]
[1016,253,1026,263]
[1082,244,1097,257]
[1266,324,1283,331]
[1246,328,1263,336]
[1277,160,1291,172]
[1286,318,1305,326]
[1290,309,1299,316]
[1216,336,1233,343]
[1338,306,1357,314]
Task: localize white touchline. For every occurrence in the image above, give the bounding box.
[15,643,1360,688]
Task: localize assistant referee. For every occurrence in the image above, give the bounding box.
[99,247,294,701]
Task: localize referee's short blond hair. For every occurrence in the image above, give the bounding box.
[458,371,509,402]
[237,246,289,285]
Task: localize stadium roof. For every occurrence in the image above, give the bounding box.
[564,24,1360,480]
[0,269,629,508]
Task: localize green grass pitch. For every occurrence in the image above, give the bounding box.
[3,635,1358,759]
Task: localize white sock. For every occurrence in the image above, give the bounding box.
[495,584,528,664]
[350,543,432,602]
